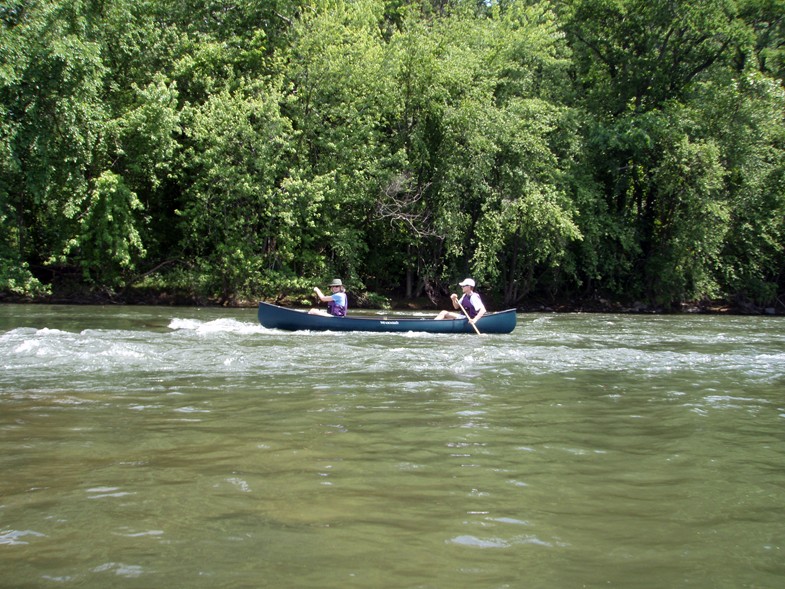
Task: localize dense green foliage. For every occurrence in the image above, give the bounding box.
[2,0,783,308]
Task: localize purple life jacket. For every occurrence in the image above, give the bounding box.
[461,293,479,318]
[327,293,348,317]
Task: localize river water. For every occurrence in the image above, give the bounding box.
[1,304,783,588]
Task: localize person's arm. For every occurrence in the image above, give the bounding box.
[470,294,486,323]
[313,287,332,303]
[450,293,460,309]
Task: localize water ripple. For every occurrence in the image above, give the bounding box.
[0,529,46,545]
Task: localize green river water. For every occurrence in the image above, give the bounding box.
[1,304,783,588]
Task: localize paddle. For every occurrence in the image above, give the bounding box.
[455,295,481,335]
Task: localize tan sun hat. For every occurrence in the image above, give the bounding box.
[329,279,343,287]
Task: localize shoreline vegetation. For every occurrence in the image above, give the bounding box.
[2,2,783,316]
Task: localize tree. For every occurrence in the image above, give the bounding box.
[562,0,781,306]
[739,0,785,80]
[386,1,581,303]
[284,0,392,287]
[701,71,785,303]
[0,0,107,292]
[64,171,146,288]
[179,88,300,301]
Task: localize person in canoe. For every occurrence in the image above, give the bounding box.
[309,279,348,317]
[435,278,486,324]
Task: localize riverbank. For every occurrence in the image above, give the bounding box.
[1,287,781,315]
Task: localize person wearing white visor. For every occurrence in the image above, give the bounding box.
[435,278,486,323]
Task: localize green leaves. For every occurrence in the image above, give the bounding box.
[65,171,146,287]
[565,0,785,306]
[472,184,582,301]
[1,0,783,308]
[179,87,299,300]
[117,76,180,190]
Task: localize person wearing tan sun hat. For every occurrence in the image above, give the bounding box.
[434,278,486,324]
[309,279,348,317]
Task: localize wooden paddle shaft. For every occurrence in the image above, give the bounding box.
[455,295,481,335]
